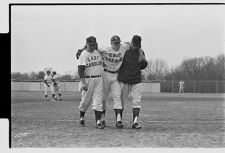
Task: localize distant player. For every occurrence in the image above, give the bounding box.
[43,70,56,101]
[78,36,104,129]
[178,80,185,95]
[52,71,62,101]
[118,35,148,129]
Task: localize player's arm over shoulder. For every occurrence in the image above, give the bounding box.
[122,42,131,51]
[97,46,107,54]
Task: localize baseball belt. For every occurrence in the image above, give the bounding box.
[85,75,101,78]
[104,69,119,74]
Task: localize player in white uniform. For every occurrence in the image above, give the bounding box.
[52,71,62,101]
[178,80,185,95]
[43,70,56,101]
[76,35,144,128]
[78,36,104,129]
[98,36,131,128]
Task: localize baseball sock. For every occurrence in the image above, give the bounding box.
[59,93,62,98]
[52,94,55,99]
[121,107,124,119]
[101,109,106,121]
[114,109,122,122]
[94,111,102,125]
[45,95,47,98]
[133,108,140,124]
[80,110,85,120]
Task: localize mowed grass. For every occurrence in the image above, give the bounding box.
[11,91,225,147]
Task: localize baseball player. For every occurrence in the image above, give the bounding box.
[78,36,104,129]
[52,71,62,101]
[43,70,56,101]
[77,35,144,128]
[118,35,148,129]
[178,80,185,95]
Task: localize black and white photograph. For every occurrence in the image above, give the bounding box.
[9,2,225,148]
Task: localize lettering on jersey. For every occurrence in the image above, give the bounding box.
[105,53,122,63]
[86,61,103,68]
[86,55,103,68]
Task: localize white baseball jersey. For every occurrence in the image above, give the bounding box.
[44,74,52,84]
[52,75,60,85]
[78,49,103,76]
[78,49,103,112]
[44,74,54,94]
[179,81,184,88]
[98,43,130,72]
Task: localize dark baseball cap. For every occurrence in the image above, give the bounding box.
[86,36,97,44]
[132,35,142,48]
[111,35,121,43]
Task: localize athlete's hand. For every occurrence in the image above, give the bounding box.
[76,50,82,59]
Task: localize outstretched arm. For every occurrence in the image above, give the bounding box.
[76,46,87,59]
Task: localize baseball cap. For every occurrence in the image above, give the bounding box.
[111,35,121,43]
[132,35,142,48]
[86,36,97,44]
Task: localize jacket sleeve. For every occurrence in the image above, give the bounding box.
[140,60,148,70]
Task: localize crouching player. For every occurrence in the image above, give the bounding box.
[52,71,62,101]
[77,36,104,129]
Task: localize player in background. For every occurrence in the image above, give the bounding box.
[78,36,104,129]
[76,35,144,128]
[52,71,62,101]
[118,35,148,129]
[178,80,185,96]
[43,70,56,101]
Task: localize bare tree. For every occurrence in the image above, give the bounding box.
[215,53,225,80]
[146,58,169,80]
[180,57,205,80]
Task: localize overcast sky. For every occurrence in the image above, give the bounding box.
[11,4,225,75]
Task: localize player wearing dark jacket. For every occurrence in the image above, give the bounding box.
[118,47,147,84]
[118,35,147,129]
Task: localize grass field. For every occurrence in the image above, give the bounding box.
[11,91,225,148]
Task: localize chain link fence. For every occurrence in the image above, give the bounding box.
[160,80,225,93]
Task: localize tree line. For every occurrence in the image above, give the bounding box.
[144,53,225,81]
[11,53,224,81]
[11,71,77,81]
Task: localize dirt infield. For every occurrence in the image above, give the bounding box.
[11,91,225,147]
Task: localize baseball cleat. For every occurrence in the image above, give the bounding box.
[101,120,106,127]
[132,123,141,129]
[59,98,62,101]
[96,123,104,129]
[115,121,124,128]
[79,119,85,127]
[51,99,56,102]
